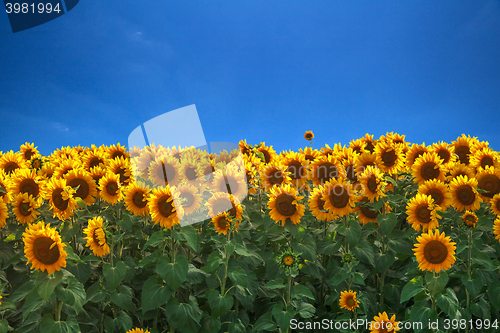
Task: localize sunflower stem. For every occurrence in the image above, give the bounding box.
[220,233,231,295]
[286,274,292,306]
[465,228,472,333]
[55,297,62,322]
[109,242,114,268]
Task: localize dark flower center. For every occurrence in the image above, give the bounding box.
[33,237,60,265]
[423,240,448,264]
[456,185,475,205]
[275,194,297,217]
[52,188,69,211]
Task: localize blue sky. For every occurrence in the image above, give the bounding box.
[1,0,499,156]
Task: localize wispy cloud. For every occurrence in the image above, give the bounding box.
[51,122,69,132]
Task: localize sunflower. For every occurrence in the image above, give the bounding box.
[267,184,305,226]
[0,201,8,229]
[211,212,236,235]
[81,149,107,172]
[0,170,12,204]
[354,152,377,173]
[148,155,182,188]
[494,216,500,243]
[490,193,500,216]
[206,192,243,220]
[19,142,39,161]
[39,162,56,180]
[431,141,457,170]
[83,217,110,257]
[126,329,150,333]
[255,143,277,164]
[29,153,45,171]
[417,179,452,211]
[339,290,360,312]
[310,155,345,186]
[64,168,98,206]
[148,187,184,229]
[51,146,80,161]
[405,143,429,170]
[360,133,377,153]
[322,178,357,218]
[99,172,123,205]
[179,157,201,183]
[196,156,216,185]
[355,197,390,226]
[462,211,477,227]
[259,162,291,192]
[449,175,482,212]
[89,165,107,191]
[358,166,386,203]
[52,158,81,179]
[239,139,252,156]
[124,182,151,216]
[469,147,499,171]
[342,150,360,184]
[304,131,314,141]
[411,152,444,185]
[12,193,40,224]
[107,143,129,160]
[0,151,28,175]
[349,138,367,155]
[278,249,300,273]
[445,163,475,184]
[451,134,479,166]
[107,156,134,186]
[23,221,67,275]
[308,185,335,221]
[406,193,441,232]
[475,166,500,201]
[413,229,456,273]
[44,177,77,221]
[171,183,202,216]
[243,160,259,195]
[369,312,400,333]
[379,132,408,153]
[374,141,404,174]
[8,168,45,200]
[280,152,308,190]
[212,165,247,201]
[299,146,320,163]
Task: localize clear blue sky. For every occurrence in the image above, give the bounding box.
[1,1,499,156]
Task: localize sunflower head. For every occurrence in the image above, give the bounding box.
[413,229,456,273]
[126,329,150,333]
[462,211,478,227]
[339,290,360,312]
[370,312,400,333]
[83,217,110,257]
[304,131,314,141]
[277,249,300,276]
[211,212,237,235]
[23,221,67,275]
[267,184,305,226]
[493,216,500,243]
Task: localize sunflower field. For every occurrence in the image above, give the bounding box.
[0,133,500,333]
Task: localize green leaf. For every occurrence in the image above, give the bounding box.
[351,238,375,266]
[75,197,86,209]
[251,312,276,332]
[103,261,127,290]
[425,271,449,296]
[85,281,106,303]
[410,302,438,333]
[263,278,286,289]
[186,264,210,284]
[66,261,91,284]
[461,272,483,299]
[316,239,342,255]
[375,253,396,273]
[118,214,133,232]
[22,289,45,321]
[228,266,248,288]
[165,297,202,333]
[296,302,315,318]
[272,304,295,330]
[37,271,64,302]
[157,256,189,291]
[487,280,500,311]
[141,276,172,314]
[292,285,315,301]
[338,219,362,246]
[181,225,200,252]
[110,285,135,311]
[200,316,222,333]
[378,212,397,235]
[54,276,86,314]
[204,251,223,273]
[435,288,460,318]
[473,251,494,270]
[114,311,133,332]
[207,290,234,318]
[40,314,80,333]
[0,319,12,333]
[143,230,164,251]
[471,298,490,319]
[400,276,425,303]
